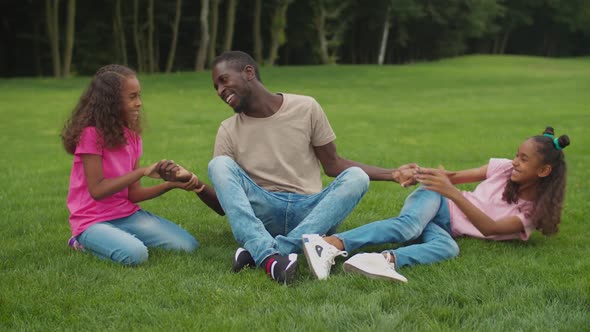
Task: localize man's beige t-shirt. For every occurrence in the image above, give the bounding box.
[213,93,336,194]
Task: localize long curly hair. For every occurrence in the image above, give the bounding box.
[61,64,142,154]
[502,127,570,235]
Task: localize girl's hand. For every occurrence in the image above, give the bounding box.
[416,167,460,199]
[144,161,162,179]
[153,160,194,182]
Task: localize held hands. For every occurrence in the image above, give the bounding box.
[392,163,419,187]
[144,160,205,192]
[415,166,459,199]
[144,159,191,182]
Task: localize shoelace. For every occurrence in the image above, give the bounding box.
[325,246,348,266]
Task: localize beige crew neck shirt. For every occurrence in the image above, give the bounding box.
[213,93,336,194]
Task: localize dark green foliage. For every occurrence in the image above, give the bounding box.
[1,0,590,76]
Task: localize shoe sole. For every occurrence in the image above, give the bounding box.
[343,262,407,283]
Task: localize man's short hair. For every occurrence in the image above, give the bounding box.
[212,51,261,82]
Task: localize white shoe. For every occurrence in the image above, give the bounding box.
[302,234,348,280]
[343,253,408,283]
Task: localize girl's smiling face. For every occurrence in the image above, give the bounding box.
[511,139,551,185]
[121,76,142,127]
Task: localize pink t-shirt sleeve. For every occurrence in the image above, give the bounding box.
[76,127,102,156]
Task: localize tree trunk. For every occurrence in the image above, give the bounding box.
[208,0,220,64]
[267,0,292,66]
[147,0,155,72]
[165,0,182,73]
[133,0,144,72]
[252,0,263,63]
[114,0,128,65]
[378,15,391,65]
[195,0,210,71]
[45,0,61,77]
[499,29,511,54]
[34,22,42,76]
[315,5,329,64]
[312,0,349,65]
[223,0,238,51]
[62,0,75,77]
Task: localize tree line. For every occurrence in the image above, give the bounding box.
[1,0,589,77]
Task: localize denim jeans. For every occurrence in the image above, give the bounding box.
[208,156,369,265]
[336,186,459,268]
[77,209,198,265]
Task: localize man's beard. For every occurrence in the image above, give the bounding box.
[233,101,244,113]
[232,85,252,113]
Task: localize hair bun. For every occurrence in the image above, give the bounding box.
[557,135,570,149]
[543,126,555,136]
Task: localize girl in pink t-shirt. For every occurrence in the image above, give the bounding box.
[303,127,570,282]
[61,64,202,265]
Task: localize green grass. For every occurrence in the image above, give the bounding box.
[1,55,589,330]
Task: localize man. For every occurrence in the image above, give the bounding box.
[208,51,416,285]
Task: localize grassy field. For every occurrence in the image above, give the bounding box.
[0,55,588,330]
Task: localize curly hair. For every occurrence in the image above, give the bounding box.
[502,127,570,235]
[61,64,142,154]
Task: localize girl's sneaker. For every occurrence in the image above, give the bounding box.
[343,253,407,283]
[68,237,85,252]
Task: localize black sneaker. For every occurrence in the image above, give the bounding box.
[232,247,256,272]
[263,254,298,285]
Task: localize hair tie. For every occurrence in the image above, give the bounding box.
[553,138,563,150]
[543,133,554,138]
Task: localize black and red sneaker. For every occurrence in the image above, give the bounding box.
[263,254,298,285]
[232,247,256,272]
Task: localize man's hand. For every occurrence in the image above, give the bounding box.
[392,163,419,187]
[173,174,201,191]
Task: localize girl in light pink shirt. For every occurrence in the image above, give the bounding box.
[303,127,570,282]
[61,64,202,265]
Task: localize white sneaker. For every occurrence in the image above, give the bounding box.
[302,234,348,280]
[343,253,408,283]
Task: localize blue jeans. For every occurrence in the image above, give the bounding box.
[208,156,369,265]
[336,186,459,268]
[77,210,198,265]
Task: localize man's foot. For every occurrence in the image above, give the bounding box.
[302,234,348,280]
[262,254,298,285]
[232,247,256,272]
[343,253,408,283]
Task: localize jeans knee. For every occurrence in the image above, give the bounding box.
[209,156,241,187]
[343,167,370,194]
[115,244,148,266]
[208,156,234,176]
[446,239,460,258]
